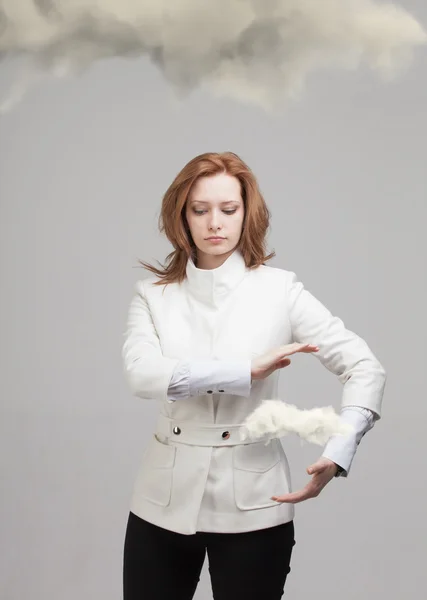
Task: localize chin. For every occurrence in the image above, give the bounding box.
[202,244,234,256]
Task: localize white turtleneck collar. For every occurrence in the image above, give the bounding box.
[184,249,248,307]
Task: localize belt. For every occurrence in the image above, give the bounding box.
[155,413,268,447]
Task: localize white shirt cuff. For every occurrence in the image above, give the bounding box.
[322,406,376,476]
[167,360,252,402]
[166,361,191,403]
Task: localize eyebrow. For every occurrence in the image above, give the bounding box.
[189,199,240,205]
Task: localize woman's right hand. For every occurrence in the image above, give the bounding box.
[250,343,319,381]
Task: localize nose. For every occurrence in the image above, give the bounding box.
[208,209,222,232]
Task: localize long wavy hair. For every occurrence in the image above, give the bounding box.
[139,151,275,285]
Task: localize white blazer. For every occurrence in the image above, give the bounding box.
[122,250,386,535]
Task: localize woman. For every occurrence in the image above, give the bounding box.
[121,152,386,600]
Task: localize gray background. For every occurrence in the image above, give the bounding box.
[1,7,426,599]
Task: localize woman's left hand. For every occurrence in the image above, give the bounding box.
[271,458,339,504]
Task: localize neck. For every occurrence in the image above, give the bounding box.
[195,248,235,270]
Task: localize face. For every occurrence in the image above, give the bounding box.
[185,172,245,269]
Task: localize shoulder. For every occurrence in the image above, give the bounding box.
[253,263,299,288]
[246,264,303,305]
[133,275,181,299]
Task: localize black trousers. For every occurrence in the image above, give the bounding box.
[123,511,296,600]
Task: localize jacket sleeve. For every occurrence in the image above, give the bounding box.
[122,280,181,402]
[286,271,386,417]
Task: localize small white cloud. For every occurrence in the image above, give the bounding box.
[241,400,354,445]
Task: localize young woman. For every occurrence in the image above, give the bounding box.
[121,152,386,600]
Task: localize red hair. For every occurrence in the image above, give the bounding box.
[139,151,275,285]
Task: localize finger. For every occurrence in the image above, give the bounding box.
[279,343,319,357]
[276,357,291,368]
[271,489,312,504]
[306,463,326,475]
[298,345,319,353]
[292,342,318,350]
[271,483,316,504]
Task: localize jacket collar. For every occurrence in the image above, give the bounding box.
[185,249,247,306]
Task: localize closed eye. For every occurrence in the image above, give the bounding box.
[193,209,237,215]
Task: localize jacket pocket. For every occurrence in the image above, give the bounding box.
[133,434,176,507]
[232,439,290,510]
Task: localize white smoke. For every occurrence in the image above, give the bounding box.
[241,400,354,445]
[0,0,426,113]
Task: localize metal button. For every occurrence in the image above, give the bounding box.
[173,426,181,435]
[222,431,230,440]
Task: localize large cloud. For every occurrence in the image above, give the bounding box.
[0,0,426,112]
